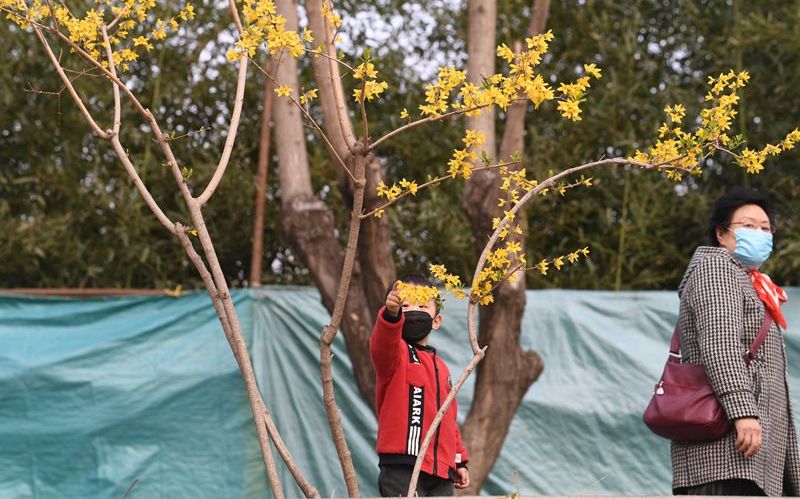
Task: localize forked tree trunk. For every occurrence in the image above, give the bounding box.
[460,0,550,492]
[272,0,400,415]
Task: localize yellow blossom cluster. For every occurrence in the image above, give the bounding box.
[419,66,467,115]
[556,64,602,121]
[226,0,310,62]
[426,245,591,307]
[533,247,590,276]
[409,31,599,122]
[274,84,292,97]
[353,80,389,103]
[737,134,800,174]
[299,88,318,106]
[396,282,440,308]
[374,179,419,214]
[630,70,800,180]
[320,2,342,29]
[429,265,467,300]
[447,130,485,179]
[352,57,389,103]
[470,239,527,305]
[3,0,194,71]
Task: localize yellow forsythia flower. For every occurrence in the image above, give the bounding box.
[275,85,292,97]
[396,282,440,308]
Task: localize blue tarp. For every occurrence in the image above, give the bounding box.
[2,287,800,497]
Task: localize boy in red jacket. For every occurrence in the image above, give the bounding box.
[370,275,470,496]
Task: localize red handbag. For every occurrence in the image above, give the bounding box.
[643,311,773,441]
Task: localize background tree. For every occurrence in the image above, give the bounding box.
[2,0,800,495]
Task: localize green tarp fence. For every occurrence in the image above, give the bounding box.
[2,287,800,498]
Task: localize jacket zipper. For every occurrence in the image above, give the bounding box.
[432,352,442,476]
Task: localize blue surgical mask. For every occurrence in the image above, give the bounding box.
[732,228,773,269]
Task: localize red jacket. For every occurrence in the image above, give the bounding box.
[370,307,469,479]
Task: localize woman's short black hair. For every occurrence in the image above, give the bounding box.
[708,187,776,246]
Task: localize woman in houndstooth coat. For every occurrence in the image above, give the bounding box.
[672,188,800,496]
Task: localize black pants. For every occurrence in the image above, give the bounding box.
[378,464,454,497]
[674,479,765,496]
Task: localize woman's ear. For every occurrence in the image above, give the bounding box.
[431,314,442,331]
[715,226,726,246]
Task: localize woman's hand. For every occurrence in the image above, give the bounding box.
[734,417,762,458]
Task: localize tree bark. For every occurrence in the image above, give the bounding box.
[460,0,550,493]
[250,58,274,287]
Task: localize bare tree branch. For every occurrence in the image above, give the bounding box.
[197,55,249,205]
[318,152,367,498]
[109,136,176,232]
[368,102,510,152]
[263,408,321,498]
[359,160,520,219]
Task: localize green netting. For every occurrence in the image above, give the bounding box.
[2,287,800,497]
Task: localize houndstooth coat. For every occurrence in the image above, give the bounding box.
[671,246,800,496]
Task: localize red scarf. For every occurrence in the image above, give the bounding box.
[749,270,788,330]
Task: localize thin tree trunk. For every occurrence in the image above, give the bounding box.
[460,0,550,492]
[304,0,396,396]
[250,58,274,287]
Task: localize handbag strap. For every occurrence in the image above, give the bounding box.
[669,309,774,366]
[746,309,774,364]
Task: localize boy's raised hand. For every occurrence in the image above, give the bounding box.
[385,281,403,316]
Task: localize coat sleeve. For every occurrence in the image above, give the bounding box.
[688,257,758,420]
[455,424,469,467]
[370,306,404,379]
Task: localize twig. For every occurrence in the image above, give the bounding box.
[304,46,356,72]
[30,25,108,138]
[175,225,287,499]
[716,144,743,158]
[250,57,356,183]
[20,6,311,496]
[368,101,521,152]
[106,5,129,30]
[360,160,519,219]
[24,83,62,96]
[470,261,526,304]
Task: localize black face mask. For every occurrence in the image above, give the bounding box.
[402,311,434,343]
